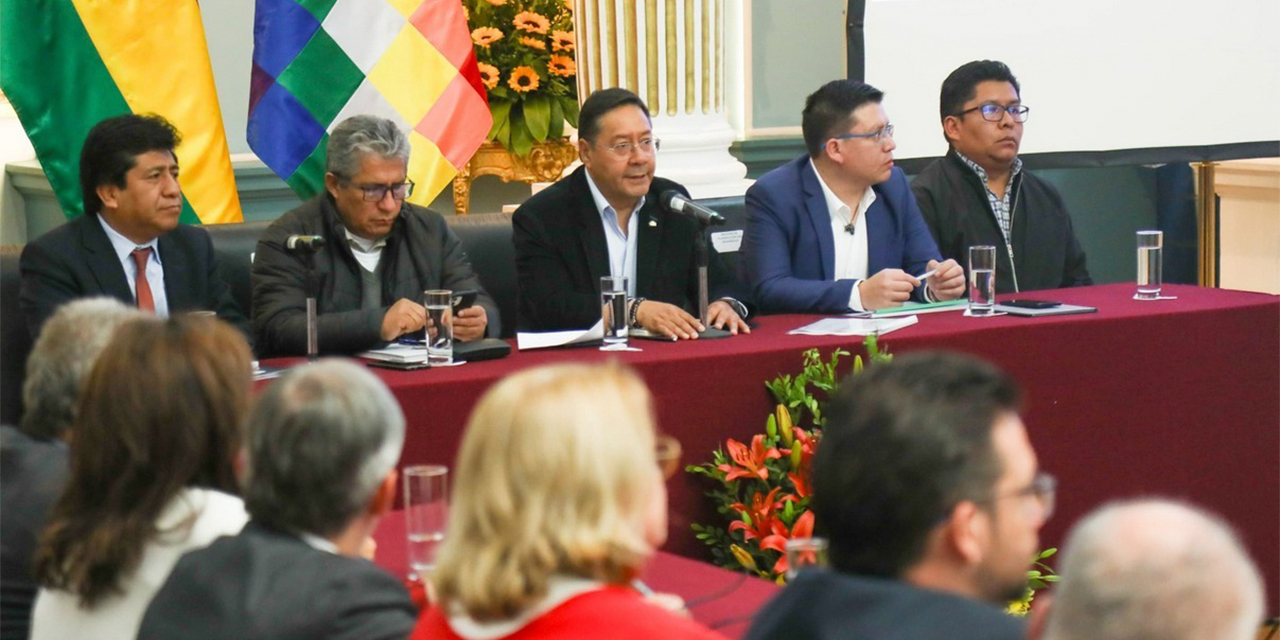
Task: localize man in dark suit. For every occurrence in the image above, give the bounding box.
[513,87,749,339]
[911,60,1091,294]
[740,80,966,314]
[19,114,248,341]
[137,359,415,640]
[746,352,1052,640]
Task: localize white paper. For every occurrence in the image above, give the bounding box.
[788,315,919,336]
[710,229,743,254]
[517,319,605,350]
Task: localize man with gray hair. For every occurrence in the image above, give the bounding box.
[136,359,416,640]
[1033,499,1265,640]
[252,114,499,356]
[1,297,141,639]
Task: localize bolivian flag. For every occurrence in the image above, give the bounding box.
[248,0,491,207]
[0,0,243,224]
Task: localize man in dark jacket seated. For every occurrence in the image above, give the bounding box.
[745,352,1053,640]
[252,115,499,357]
[912,60,1092,294]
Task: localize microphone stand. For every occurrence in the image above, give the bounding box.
[694,220,731,340]
[304,252,319,360]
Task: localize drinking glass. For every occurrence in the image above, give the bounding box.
[600,276,628,349]
[784,537,829,580]
[424,289,453,365]
[1136,230,1163,300]
[403,465,448,580]
[967,245,997,316]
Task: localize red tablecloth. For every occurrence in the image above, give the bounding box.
[371,510,779,639]
[266,283,1280,610]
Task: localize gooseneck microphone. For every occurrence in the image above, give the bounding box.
[284,235,326,253]
[660,190,726,226]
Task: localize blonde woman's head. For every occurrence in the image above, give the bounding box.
[432,362,665,621]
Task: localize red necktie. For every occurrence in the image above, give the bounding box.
[131,247,155,313]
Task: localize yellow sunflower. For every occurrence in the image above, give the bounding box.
[551,29,574,52]
[485,0,507,4]
[519,36,546,50]
[477,62,500,90]
[548,54,576,77]
[471,26,503,48]
[509,66,540,93]
[513,11,551,34]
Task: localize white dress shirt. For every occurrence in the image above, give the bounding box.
[98,215,169,316]
[810,162,876,312]
[345,228,388,273]
[585,171,641,297]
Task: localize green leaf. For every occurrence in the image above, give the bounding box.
[488,99,512,140]
[561,95,580,128]
[548,96,565,139]
[509,106,535,156]
[523,94,551,141]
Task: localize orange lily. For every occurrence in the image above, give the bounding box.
[783,427,817,498]
[760,510,816,575]
[728,487,784,541]
[718,434,781,482]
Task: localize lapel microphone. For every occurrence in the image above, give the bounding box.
[844,222,856,235]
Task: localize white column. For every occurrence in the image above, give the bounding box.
[573,0,751,198]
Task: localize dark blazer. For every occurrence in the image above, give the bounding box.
[744,569,1025,640]
[0,426,67,640]
[137,522,416,640]
[18,213,249,341]
[741,156,941,314]
[513,166,747,332]
[912,150,1092,294]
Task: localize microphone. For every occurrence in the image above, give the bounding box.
[285,235,325,253]
[660,190,726,226]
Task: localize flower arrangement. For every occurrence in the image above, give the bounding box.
[688,336,1057,613]
[465,0,579,157]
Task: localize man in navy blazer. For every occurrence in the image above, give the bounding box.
[741,81,965,314]
[19,114,248,340]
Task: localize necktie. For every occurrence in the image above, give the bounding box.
[131,247,155,313]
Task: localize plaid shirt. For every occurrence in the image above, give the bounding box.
[955,151,1023,249]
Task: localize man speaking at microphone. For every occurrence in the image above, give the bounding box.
[252,115,498,357]
[513,87,749,339]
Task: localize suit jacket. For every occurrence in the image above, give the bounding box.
[743,569,1025,640]
[19,213,250,341]
[912,150,1092,294]
[0,426,66,640]
[251,194,500,357]
[513,166,747,331]
[741,156,941,314]
[137,521,416,640]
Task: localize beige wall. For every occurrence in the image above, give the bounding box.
[1216,158,1280,294]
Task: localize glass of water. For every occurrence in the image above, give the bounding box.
[423,289,453,365]
[967,245,997,316]
[600,276,628,349]
[1136,230,1163,300]
[784,536,829,580]
[403,464,448,581]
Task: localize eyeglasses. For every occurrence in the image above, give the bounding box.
[955,103,1030,123]
[979,471,1057,521]
[831,124,895,144]
[601,138,660,157]
[353,180,415,202]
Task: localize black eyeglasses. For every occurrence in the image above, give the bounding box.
[955,103,1030,123]
[831,124,895,144]
[351,180,415,202]
[978,472,1057,521]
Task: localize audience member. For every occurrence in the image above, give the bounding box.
[252,115,498,356]
[19,114,249,340]
[0,298,141,640]
[137,359,416,640]
[1033,499,1264,640]
[740,80,964,313]
[414,363,726,640]
[912,60,1091,293]
[513,87,749,338]
[745,351,1051,640]
[30,315,252,639]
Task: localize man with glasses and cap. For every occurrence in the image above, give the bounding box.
[740,79,965,314]
[252,115,498,357]
[912,60,1092,294]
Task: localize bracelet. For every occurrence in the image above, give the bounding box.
[628,297,646,328]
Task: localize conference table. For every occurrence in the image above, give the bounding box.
[265,283,1280,609]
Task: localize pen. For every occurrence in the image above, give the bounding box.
[915,268,939,281]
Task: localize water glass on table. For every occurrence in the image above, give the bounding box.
[404,464,448,581]
[423,289,453,365]
[1135,230,1163,300]
[967,245,998,316]
[600,276,629,350]
[784,537,829,580]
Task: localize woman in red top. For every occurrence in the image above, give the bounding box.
[411,363,726,640]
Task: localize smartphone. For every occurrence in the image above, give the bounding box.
[1002,299,1062,309]
[451,290,478,314]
